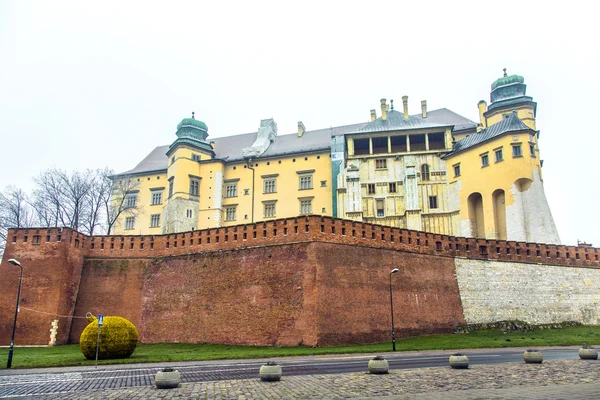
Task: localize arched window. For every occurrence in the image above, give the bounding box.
[421,164,430,181]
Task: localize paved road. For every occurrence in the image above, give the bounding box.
[0,347,581,398]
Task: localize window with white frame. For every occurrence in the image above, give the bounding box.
[124,217,135,230]
[186,209,193,218]
[376,199,384,217]
[189,178,200,196]
[264,202,276,218]
[151,191,162,205]
[125,194,137,209]
[150,214,160,227]
[225,206,236,221]
[300,199,312,214]
[264,179,276,193]
[225,183,238,197]
[299,175,313,190]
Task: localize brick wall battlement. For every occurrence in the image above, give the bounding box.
[6,216,600,267]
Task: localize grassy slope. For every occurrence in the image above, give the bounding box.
[1,326,599,369]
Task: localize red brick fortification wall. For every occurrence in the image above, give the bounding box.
[0,228,86,346]
[69,243,319,346]
[68,258,150,343]
[312,243,465,345]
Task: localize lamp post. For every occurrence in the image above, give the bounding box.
[6,258,23,369]
[389,267,399,352]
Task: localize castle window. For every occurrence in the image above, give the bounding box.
[376,159,387,169]
[354,138,370,155]
[171,156,175,165]
[150,214,160,228]
[529,143,536,157]
[389,182,397,193]
[225,183,238,198]
[192,153,201,162]
[320,180,327,187]
[225,207,236,221]
[244,189,249,195]
[264,202,276,218]
[428,132,446,150]
[512,144,522,157]
[376,199,384,217]
[124,217,135,230]
[429,196,438,209]
[481,153,489,167]
[151,190,163,205]
[264,179,276,193]
[453,164,461,177]
[125,194,137,209]
[495,148,503,162]
[409,134,426,151]
[300,199,312,214]
[421,164,430,181]
[189,178,200,196]
[186,209,193,218]
[299,174,313,190]
[168,178,174,198]
[368,184,375,194]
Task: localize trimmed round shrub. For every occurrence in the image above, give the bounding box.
[80,314,138,360]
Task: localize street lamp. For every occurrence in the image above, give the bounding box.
[389,267,399,352]
[6,258,23,369]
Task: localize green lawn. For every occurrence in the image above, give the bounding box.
[2,326,600,369]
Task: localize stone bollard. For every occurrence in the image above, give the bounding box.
[449,353,469,369]
[368,356,389,374]
[260,361,282,381]
[579,344,598,360]
[523,349,543,364]
[155,367,181,389]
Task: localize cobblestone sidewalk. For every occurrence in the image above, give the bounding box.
[9,359,600,399]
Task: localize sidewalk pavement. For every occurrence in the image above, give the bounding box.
[4,357,599,399]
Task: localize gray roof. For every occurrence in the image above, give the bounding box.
[116,108,476,177]
[116,122,367,177]
[348,108,476,135]
[444,112,534,158]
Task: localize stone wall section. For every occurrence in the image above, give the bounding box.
[455,258,600,325]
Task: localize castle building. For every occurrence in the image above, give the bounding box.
[112,70,560,244]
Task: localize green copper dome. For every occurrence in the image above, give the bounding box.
[491,69,525,90]
[177,116,208,132]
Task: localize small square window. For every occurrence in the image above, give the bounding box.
[481,154,489,167]
[512,144,522,157]
[244,189,250,195]
[495,149,503,162]
[453,164,461,177]
[320,180,327,187]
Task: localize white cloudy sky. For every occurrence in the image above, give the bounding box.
[0,0,598,246]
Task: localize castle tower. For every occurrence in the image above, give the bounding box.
[444,70,560,244]
[163,114,223,233]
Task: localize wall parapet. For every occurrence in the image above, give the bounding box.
[6,216,600,268]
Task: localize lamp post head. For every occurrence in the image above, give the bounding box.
[391,268,399,274]
[7,259,21,267]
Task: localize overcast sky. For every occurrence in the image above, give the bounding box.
[1,0,598,246]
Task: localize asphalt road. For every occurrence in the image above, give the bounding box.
[0,348,581,398]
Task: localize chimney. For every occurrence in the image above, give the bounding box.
[298,121,306,137]
[380,98,387,121]
[402,95,409,120]
[370,109,377,121]
[421,100,427,118]
[478,100,487,128]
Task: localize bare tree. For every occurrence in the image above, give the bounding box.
[103,175,141,235]
[81,168,113,236]
[0,186,36,259]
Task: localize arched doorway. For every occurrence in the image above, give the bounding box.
[467,192,485,238]
[492,189,507,240]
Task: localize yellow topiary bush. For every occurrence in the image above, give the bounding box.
[80,313,138,360]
